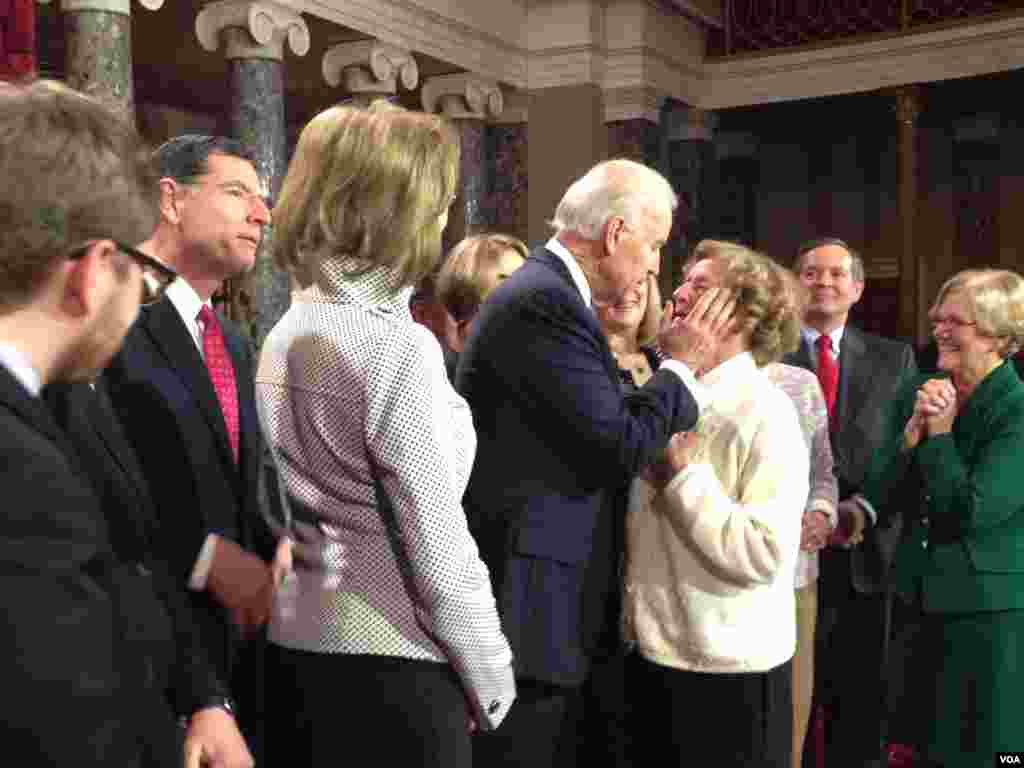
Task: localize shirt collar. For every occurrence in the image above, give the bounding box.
[310,257,413,318]
[801,324,845,356]
[701,350,756,389]
[546,236,592,308]
[165,276,211,328]
[0,343,42,397]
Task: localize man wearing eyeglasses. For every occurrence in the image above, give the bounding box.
[0,81,251,767]
[103,134,278,759]
[786,238,917,768]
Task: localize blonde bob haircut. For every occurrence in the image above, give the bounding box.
[933,268,1024,359]
[686,239,800,366]
[272,101,459,291]
[436,233,528,322]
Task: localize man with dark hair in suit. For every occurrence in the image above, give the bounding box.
[104,134,278,756]
[0,80,250,767]
[787,238,917,768]
[457,158,735,768]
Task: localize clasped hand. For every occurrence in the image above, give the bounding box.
[903,378,956,450]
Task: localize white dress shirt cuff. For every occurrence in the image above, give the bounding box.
[658,359,710,415]
[188,533,219,590]
[808,499,838,529]
[853,494,878,526]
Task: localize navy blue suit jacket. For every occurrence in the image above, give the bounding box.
[104,298,272,684]
[456,245,700,686]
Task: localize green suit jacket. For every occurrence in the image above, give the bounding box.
[862,360,1024,614]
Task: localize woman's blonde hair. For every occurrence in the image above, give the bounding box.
[933,268,1024,359]
[436,233,528,322]
[272,101,459,291]
[686,239,800,366]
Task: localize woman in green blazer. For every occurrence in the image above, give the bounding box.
[863,268,1024,768]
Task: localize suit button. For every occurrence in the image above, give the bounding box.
[921,539,929,549]
[920,516,930,528]
[136,563,152,577]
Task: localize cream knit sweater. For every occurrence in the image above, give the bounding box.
[624,352,809,673]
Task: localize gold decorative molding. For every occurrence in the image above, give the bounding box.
[866,259,899,280]
[603,86,667,124]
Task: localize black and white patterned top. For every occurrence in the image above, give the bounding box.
[255,257,515,729]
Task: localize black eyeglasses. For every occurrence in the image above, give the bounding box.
[69,240,178,305]
[114,241,178,305]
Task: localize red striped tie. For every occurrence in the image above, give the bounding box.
[816,334,838,425]
[198,305,239,463]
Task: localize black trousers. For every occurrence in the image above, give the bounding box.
[808,550,891,768]
[628,653,792,768]
[265,645,471,768]
[472,679,571,768]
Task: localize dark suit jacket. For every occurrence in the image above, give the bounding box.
[456,246,700,686]
[44,380,228,766]
[104,297,272,683]
[785,325,917,593]
[0,367,143,766]
[863,361,1024,613]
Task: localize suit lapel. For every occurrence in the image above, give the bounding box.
[88,381,156,512]
[534,247,622,387]
[837,325,870,432]
[0,369,89,481]
[142,299,238,476]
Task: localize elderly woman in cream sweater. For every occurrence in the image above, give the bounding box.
[624,241,808,768]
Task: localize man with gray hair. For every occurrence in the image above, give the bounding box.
[457,159,735,767]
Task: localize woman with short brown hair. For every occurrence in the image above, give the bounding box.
[625,240,808,768]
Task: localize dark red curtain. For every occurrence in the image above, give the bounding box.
[0,0,35,81]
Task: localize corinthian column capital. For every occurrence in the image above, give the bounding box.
[421,74,503,120]
[196,0,310,61]
[322,40,419,99]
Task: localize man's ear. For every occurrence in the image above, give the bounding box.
[850,278,865,304]
[158,177,183,224]
[62,240,116,320]
[602,216,625,258]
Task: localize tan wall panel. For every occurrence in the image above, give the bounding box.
[526,84,607,245]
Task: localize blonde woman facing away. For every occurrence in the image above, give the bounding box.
[435,233,527,353]
[257,103,515,768]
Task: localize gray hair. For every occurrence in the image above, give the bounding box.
[549,159,678,239]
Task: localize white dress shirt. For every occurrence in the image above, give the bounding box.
[0,343,41,397]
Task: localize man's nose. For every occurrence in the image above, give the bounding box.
[249,196,271,225]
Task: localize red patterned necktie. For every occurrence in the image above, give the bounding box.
[816,334,838,424]
[197,305,239,463]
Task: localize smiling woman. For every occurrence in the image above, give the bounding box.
[861,268,1024,767]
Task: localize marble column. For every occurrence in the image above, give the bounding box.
[893,85,923,344]
[37,0,164,119]
[490,90,528,242]
[195,0,309,347]
[422,73,503,252]
[322,40,418,108]
[604,87,671,294]
[664,104,718,291]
